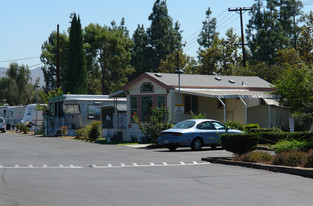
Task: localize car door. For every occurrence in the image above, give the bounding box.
[211,121,228,142]
[197,121,220,145]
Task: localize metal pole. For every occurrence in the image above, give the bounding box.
[35,85,39,134]
[240,97,247,125]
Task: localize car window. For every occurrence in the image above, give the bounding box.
[0,118,3,122]
[172,120,196,129]
[212,121,226,130]
[197,122,214,130]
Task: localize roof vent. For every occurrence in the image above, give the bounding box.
[229,79,235,84]
[155,73,162,77]
[215,77,222,81]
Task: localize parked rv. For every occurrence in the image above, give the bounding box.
[0,104,44,130]
[3,106,26,129]
[46,94,127,136]
[21,104,44,127]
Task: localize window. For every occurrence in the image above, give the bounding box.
[212,121,226,130]
[64,104,80,114]
[140,82,153,92]
[197,121,214,130]
[141,96,153,122]
[88,105,101,119]
[184,95,198,113]
[157,95,166,107]
[130,96,138,122]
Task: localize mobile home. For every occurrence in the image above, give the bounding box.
[45,94,126,136]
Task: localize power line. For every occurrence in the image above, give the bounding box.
[0,56,40,63]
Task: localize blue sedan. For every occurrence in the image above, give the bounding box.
[157,119,242,151]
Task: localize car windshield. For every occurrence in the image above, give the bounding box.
[172,120,196,129]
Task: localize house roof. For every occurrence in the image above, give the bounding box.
[145,72,273,89]
[122,72,274,91]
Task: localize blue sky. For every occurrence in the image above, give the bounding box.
[1,0,312,69]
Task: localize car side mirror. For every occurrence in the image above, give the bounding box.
[226,127,229,132]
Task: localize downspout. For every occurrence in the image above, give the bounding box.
[218,98,226,122]
[240,97,247,125]
[268,104,271,128]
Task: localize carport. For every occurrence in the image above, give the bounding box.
[175,88,279,126]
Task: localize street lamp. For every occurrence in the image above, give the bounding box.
[34,84,40,134]
[174,68,184,122]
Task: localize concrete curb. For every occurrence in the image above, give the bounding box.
[202,157,313,178]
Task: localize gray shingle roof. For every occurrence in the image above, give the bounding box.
[145,72,273,89]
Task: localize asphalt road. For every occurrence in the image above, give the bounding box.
[1,132,313,206]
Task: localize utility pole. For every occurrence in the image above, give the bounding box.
[56,24,60,88]
[228,7,252,67]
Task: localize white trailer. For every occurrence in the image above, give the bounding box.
[46,94,126,136]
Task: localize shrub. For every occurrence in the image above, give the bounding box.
[240,151,273,163]
[133,106,172,143]
[245,124,260,133]
[304,150,313,168]
[258,132,313,145]
[87,121,101,141]
[273,139,307,153]
[190,111,206,119]
[272,151,307,167]
[225,121,244,131]
[221,133,258,155]
[75,128,88,140]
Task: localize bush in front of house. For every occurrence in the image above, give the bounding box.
[244,124,260,133]
[273,139,307,153]
[87,121,101,142]
[75,121,101,142]
[258,131,313,145]
[221,133,258,155]
[272,151,307,167]
[225,121,244,131]
[240,151,273,163]
[133,106,172,144]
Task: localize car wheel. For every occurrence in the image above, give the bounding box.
[168,146,177,151]
[191,138,203,151]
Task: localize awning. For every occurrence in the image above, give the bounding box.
[263,98,280,106]
[175,88,278,99]
[109,90,127,98]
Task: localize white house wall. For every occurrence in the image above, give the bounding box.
[125,77,168,141]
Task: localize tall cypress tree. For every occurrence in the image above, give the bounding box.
[64,13,87,94]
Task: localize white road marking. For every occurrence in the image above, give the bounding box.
[0,161,211,169]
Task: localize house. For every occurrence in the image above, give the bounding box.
[110,72,289,142]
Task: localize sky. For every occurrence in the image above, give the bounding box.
[1,0,313,70]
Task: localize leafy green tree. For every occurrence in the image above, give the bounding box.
[197,36,223,74]
[246,0,303,64]
[298,11,313,63]
[0,63,34,105]
[130,24,151,80]
[64,13,87,94]
[84,23,103,94]
[84,21,134,94]
[219,28,241,75]
[157,50,197,74]
[40,31,69,92]
[273,63,313,113]
[197,7,219,50]
[147,0,183,71]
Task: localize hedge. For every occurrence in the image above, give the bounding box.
[221,133,258,155]
[258,132,313,145]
